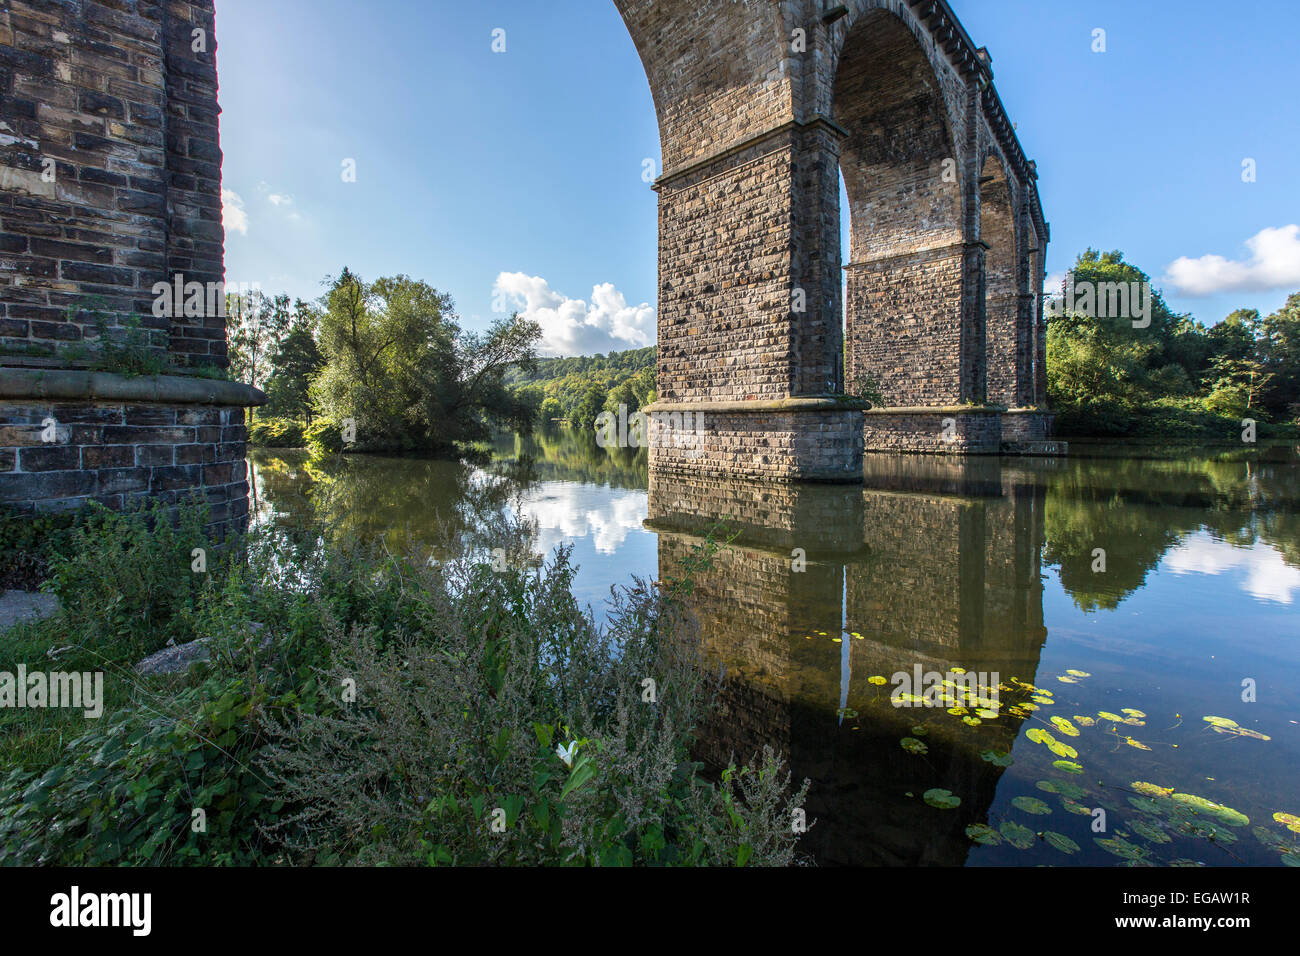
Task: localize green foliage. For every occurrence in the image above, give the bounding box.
[0,499,809,867]
[1047,250,1300,438]
[310,268,541,453]
[304,419,343,456]
[263,301,325,422]
[507,346,656,425]
[248,417,307,448]
[42,499,222,664]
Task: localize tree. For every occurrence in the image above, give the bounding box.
[311,268,540,453]
[264,299,324,424]
[226,289,290,422]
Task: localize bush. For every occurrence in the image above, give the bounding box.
[41,499,224,665]
[304,419,343,456]
[248,417,307,448]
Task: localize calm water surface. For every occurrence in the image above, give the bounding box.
[249,432,1300,866]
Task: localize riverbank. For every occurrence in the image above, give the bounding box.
[0,495,806,866]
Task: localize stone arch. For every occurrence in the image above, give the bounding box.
[835,6,971,408]
[979,149,1022,407]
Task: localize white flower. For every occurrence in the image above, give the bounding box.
[556,741,578,768]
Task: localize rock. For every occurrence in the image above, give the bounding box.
[0,589,59,632]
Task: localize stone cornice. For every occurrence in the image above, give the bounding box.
[644,395,871,414]
[0,368,268,407]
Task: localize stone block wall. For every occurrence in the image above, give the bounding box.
[0,0,224,369]
[861,408,1002,454]
[648,405,864,482]
[0,397,249,535]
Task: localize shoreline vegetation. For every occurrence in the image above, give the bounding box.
[0,491,808,866]
[237,251,1298,457]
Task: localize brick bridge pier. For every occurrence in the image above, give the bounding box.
[617,0,1056,481]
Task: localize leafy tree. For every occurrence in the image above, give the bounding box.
[226,289,290,420]
[264,299,324,424]
[311,268,540,453]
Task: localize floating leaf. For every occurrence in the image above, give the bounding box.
[1046,738,1078,759]
[1073,715,1096,727]
[868,675,887,685]
[1066,669,1091,678]
[1056,676,1078,684]
[1254,826,1287,848]
[1273,812,1300,834]
[1124,736,1152,751]
[980,749,1014,767]
[1202,716,1239,728]
[923,788,961,810]
[1038,779,1088,799]
[1128,796,1166,815]
[1053,760,1084,774]
[1170,793,1249,827]
[1122,708,1146,718]
[1043,831,1080,854]
[1061,797,1092,815]
[975,708,1000,719]
[962,716,982,726]
[965,823,1001,846]
[910,725,928,736]
[1096,836,1147,860]
[896,693,924,705]
[1098,711,1123,722]
[1026,728,1051,745]
[1051,716,1080,737]
[1032,695,1055,706]
[900,737,928,755]
[1000,820,1036,849]
[1132,781,1175,798]
[1131,819,1171,844]
[947,706,968,716]
[1012,796,1052,815]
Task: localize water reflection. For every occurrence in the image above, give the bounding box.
[248,439,1300,866]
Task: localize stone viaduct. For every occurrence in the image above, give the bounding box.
[619,0,1054,480]
[0,0,1051,526]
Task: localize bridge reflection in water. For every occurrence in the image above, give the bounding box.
[646,458,1049,865]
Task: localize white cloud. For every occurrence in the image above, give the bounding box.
[1164,224,1300,296]
[268,193,292,207]
[221,188,248,236]
[493,272,654,356]
[519,486,648,556]
[1163,532,1300,604]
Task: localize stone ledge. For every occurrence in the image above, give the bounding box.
[862,405,1005,416]
[644,396,871,414]
[0,369,266,408]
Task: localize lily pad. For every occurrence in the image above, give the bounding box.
[1273,811,1300,834]
[1038,779,1088,799]
[1000,820,1036,849]
[980,749,1014,767]
[1122,708,1146,718]
[1096,836,1147,860]
[868,675,887,685]
[923,788,961,810]
[1043,831,1080,854]
[1131,819,1171,844]
[1131,781,1175,798]
[965,823,1001,846]
[1050,716,1080,737]
[900,737,928,755]
[1170,793,1249,827]
[1073,715,1096,727]
[1012,795,1052,815]
[1066,669,1091,678]
[1053,760,1084,774]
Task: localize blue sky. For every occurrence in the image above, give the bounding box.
[217,0,1300,356]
